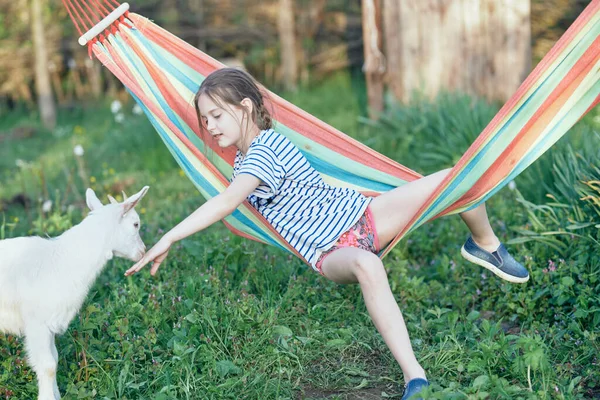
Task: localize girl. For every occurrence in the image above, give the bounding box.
[125,68,529,399]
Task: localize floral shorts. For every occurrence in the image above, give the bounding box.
[314,206,380,275]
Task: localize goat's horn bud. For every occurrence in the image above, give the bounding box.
[121,191,128,201]
[107,195,118,204]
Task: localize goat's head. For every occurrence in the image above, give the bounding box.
[85,186,149,262]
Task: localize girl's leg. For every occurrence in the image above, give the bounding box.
[458,203,500,251]
[370,167,499,251]
[369,167,529,282]
[320,247,426,384]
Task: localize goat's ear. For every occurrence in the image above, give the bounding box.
[122,186,149,215]
[107,195,118,205]
[86,188,103,211]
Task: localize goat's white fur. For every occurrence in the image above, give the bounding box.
[0,186,149,400]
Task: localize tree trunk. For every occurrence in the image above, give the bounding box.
[383,0,402,102]
[31,0,56,129]
[278,0,297,92]
[384,0,532,103]
[362,0,384,116]
[87,59,103,99]
[502,0,531,100]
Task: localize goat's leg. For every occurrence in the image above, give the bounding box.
[24,323,60,400]
[50,334,60,399]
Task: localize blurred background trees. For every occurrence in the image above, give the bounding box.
[0,0,591,126]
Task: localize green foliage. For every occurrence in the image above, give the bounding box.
[1,74,599,398]
[365,92,499,174]
[505,129,600,334]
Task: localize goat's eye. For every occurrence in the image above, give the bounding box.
[134,222,139,229]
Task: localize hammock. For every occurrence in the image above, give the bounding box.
[63,0,600,264]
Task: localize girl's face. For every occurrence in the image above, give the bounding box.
[198,93,255,152]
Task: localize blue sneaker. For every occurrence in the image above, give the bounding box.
[461,236,529,283]
[402,378,429,400]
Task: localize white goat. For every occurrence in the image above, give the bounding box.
[0,186,149,400]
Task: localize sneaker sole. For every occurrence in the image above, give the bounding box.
[460,245,529,283]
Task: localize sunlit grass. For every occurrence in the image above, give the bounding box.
[1,72,599,399]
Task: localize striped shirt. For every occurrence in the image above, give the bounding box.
[232,129,371,269]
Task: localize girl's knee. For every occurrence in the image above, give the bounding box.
[352,252,386,284]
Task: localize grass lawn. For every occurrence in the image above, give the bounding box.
[1,72,599,399]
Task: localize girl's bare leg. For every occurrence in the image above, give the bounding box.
[320,247,426,384]
[370,167,499,251]
[458,203,500,252]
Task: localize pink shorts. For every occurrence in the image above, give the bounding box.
[315,206,380,275]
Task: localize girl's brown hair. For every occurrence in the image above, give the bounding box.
[193,68,273,154]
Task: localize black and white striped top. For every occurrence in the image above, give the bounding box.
[232,129,371,269]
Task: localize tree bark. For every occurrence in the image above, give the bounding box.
[362,0,384,117]
[384,0,532,103]
[31,0,56,129]
[383,0,402,102]
[278,0,297,92]
[87,59,103,99]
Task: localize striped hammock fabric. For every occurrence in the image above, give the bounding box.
[64,0,600,263]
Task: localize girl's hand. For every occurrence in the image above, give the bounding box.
[123,175,260,278]
[125,236,173,276]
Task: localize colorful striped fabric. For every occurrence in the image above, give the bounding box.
[64,0,600,264]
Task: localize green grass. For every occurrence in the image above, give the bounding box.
[1,72,599,399]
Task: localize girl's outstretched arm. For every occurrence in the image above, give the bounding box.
[125,174,261,276]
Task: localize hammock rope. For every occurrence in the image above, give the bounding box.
[63,0,600,264]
